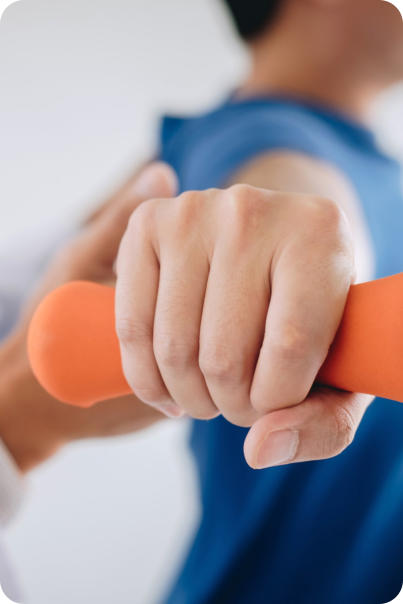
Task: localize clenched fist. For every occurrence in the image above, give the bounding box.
[116,184,372,468]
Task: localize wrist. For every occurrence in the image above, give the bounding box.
[0,333,69,472]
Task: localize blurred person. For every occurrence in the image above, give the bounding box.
[0,162,177,600]
[114,1,403,603]
[0,1,402,604]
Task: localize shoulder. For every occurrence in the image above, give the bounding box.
[159,99,343,190]
[161,99,333,154]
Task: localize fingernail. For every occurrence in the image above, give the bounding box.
[132,166,160,198]
[133,163,176,199]
[256,430,299,469]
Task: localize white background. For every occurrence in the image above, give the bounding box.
[0,1,402,603]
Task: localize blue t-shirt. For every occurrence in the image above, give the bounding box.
[159,97,403,604]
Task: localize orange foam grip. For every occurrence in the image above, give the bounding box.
[27,274,403,407]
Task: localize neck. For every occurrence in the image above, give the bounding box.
[237,28,377,123]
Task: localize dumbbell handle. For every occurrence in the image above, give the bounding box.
[27,273,403,407]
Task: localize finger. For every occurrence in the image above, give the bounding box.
[115,203,183,418]
[21,165,176,316]
[153,242,218,420]
[199,243,268,427]
[251,204,353,414]
[244,387,372,469]
[74,162,178,277]
[84,160,175,224]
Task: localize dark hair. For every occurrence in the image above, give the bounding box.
[222,0,283,41]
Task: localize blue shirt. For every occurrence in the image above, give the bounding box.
[160,97,403,604]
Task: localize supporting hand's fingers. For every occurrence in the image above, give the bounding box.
[84,161,178,225]
[25,162,178,320]
[76,162,178,276]
[251,198,354,414]
[244,387,373,469]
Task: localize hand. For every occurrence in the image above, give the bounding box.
[0,162,178,472]
[116,184,372,467]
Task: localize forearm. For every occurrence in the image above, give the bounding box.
[0,331,165,473]
[0,333,67,472]
[0,161,174,473]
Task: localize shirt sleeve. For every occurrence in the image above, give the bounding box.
[0,439,25,526]
[167,104,331,192]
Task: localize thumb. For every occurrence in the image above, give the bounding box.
[109,161,179,219]
[73,162,178,277]
[243,388,371,469]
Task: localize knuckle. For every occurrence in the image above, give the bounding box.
[199,347,245,384]
[270,324,312,365]
[176,190,203,216]
[116,317,152,347]
[305,197,345,233]
[169,190,203,233]
[177,189,202,206]
[228,184,260,217]
[228,183,253,204]
[154,333,198,370]
[332,405,356,453]
[199,354,233,382]
[225,184,271,240]
[127,199,155,231]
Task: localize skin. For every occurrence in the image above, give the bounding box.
[0,163,176,471]
[116,0,403,469]
[241,0,403,118]
[1,0,402,473]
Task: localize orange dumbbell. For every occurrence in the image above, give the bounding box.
[27,274,403,407]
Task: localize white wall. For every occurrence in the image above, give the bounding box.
[0,2,402,603]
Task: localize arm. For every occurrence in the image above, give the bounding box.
[0,333,162,473]
[0,162,176,474]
